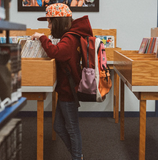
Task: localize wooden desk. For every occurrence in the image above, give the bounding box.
[22,85,57,160]
[114,50,158,160]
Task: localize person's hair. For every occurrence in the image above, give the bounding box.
[50,17,73,38]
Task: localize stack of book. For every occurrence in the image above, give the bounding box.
[0,118,22,160]
[0,43,22,110]
[138,37,158,56]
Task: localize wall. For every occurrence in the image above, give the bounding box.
[10,0,157,112]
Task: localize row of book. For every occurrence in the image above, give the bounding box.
[0,119,22,160]
[0,43,22,112]
[138,37,158,56]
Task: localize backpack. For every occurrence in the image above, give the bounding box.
[65,32,112,107]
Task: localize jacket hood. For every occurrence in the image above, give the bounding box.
[69,15,93,38]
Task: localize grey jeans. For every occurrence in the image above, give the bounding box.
[54,100,82,160]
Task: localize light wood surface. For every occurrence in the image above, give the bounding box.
[120,80,124,140]
[114,50,132,84]
[26,28,51,37]
[114,50,158,86]
[92,28,117,47]
[22,92,46,100]
[106,47,121,61]
[139,100,146,160]
[92,29,120,62]
[115,73,119,123]
[22,92,46,160]
[151,27,158,37]
[132,60,158,86]
[22,58,56,86]
[0,28,51,37]
[140,92,158,100]
[92,29,103,37]
[113,71,117,119]
[37,100,44,160]
[52,91,57,140]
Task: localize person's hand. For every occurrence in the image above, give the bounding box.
[31,32,45,40]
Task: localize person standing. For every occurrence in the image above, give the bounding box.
[31,3,93,160]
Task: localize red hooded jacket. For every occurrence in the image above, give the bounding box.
[39,15,93,101]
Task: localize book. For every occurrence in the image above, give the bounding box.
[145,38,150,53]
[138,38,149,53]
[147,37,153,53]
[150,37,156,53]
[95,35,115,48]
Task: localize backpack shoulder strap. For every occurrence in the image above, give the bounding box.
[62,31,81,107]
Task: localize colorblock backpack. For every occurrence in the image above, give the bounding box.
[65,32,112,107]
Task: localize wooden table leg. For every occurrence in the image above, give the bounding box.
[113,70,117,119]
[120,80,124,140]
[22,92,46,160]
[115,73,119,123]
[37,100,44,160]
[139,100,146,160]
[52,91,57,140]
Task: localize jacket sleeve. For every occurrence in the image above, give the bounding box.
[39,35,73,62]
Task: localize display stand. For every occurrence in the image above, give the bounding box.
[21,58,57,160]
[114,50,157,160]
